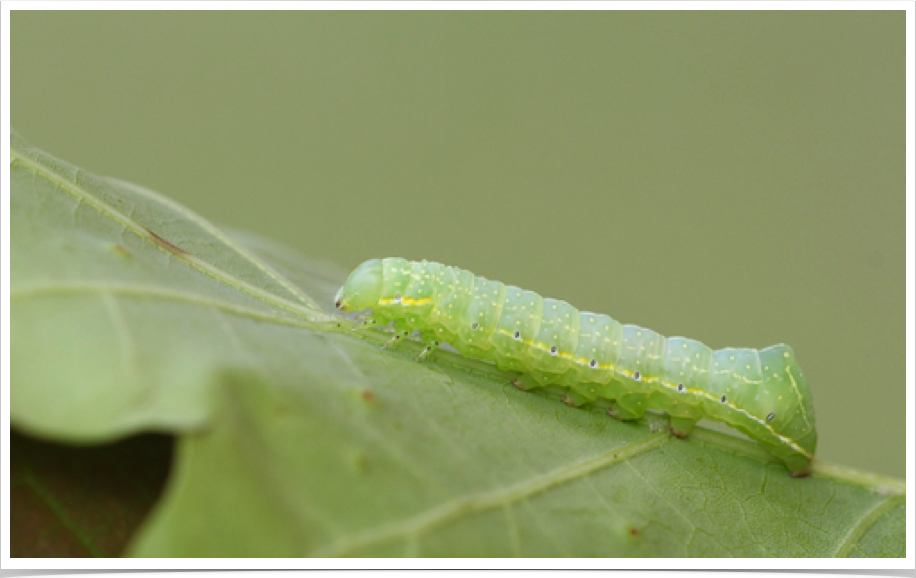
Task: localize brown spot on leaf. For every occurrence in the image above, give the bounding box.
[361,390,376,403]
[629,526,640,537]
[350,451,370,473]
[111,244,131,258]
[146,229,186,256]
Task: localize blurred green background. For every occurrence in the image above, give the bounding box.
[11,11,904,478]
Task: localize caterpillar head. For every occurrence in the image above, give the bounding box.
[335,258,383,312]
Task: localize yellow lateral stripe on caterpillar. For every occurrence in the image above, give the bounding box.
[378,296,435,306]
[335,258,817,476]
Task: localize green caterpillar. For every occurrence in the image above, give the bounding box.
[335,258,817,476]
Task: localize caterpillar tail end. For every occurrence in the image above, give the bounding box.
[779,449,814,478]
[789,464,813,478]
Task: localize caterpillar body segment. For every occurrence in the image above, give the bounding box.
[335,258,817,476]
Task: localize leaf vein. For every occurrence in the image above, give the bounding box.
[11,282,334,327]
[311,433,670,556]
[831,494,904,558]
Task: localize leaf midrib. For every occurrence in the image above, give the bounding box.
[10,282,326,331]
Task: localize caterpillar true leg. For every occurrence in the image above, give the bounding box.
[382,330,410,348]
[353,316,377,328]
[415,339,440,361]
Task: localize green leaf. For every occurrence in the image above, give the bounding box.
[11,135,905,557]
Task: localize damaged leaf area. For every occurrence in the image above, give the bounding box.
[9,135,905,557]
